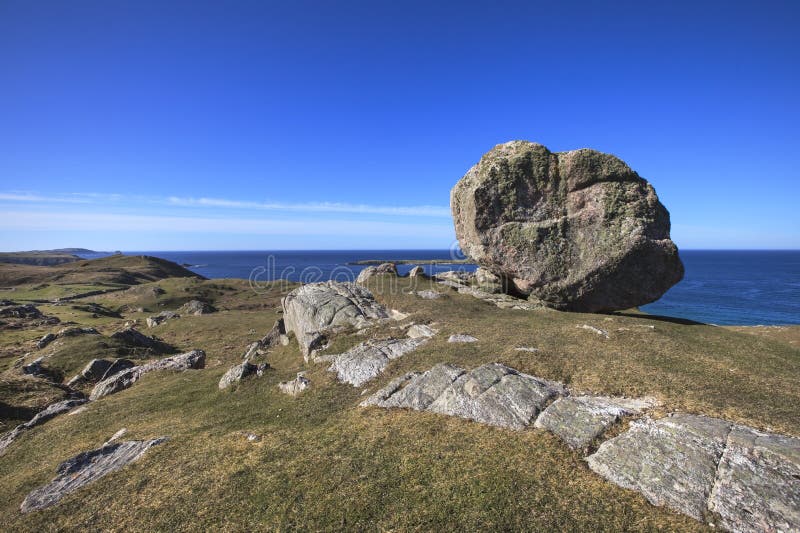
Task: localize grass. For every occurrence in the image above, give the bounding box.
[0,269,798,531]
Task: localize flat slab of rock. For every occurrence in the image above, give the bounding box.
[0,399,88,456]
[363,363,565,430]
[414,290,442,300]
[90,350,205,400]
[20,437,168,513]
[586,414,731,521]
[406,324,437,339]
[323,337,429,387]
[708,426,800,533]
[534,396,656,449]
[282,282,391,358]
[448,334,478,343]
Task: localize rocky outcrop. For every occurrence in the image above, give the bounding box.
[0,304,43,318]
[218,361,268,389]
[278,372,310,396]
[408,266,425,277]
[0,399,88,456]
[111,327,168,351]
[435,276,543,310]
[707,427,800,533]
[355,263,398,284]
[89,350,205,400]
[282,282,391,358]
[20,437,168,513]
[66,358,135,388]
[145,310,179,328]
[534,396,656,449]
[37,327,100,350]
[587,414,731,521]
[243,319,288,360]
[317,337,430,387]
[451,141,684,312]
[414,290,442,300]
[178,300,216,315]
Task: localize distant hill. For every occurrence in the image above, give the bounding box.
[0,254,204,286]
[0,251,84,266]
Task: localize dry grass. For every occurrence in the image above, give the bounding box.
[0,272,798,531]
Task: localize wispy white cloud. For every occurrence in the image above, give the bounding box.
[165,196,451,217]
[0,210,454,237]
[0,191,451,218]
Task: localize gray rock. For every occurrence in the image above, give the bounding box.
[242,341,261,361]
[451,141,684,312]
[178,300,216,315]
[110,327,166,350]
[707,426,800,533]
[66,358,113,388]
[90,350,205,400]
[361,363,465,410]
[242,319,285,360]
[282,282,390,358]
[0,399,88,456]
[278,372,310,396]
[406,324,437,339]
[474,267,503,293]
[408,266,425,277]
[0,304,42,318]
[98,359,135,381]
[36,333,56,350]
[355,263,398,284]
[56,326,99,338]
[577,324,609,339]
[586,414,731,521]
[448,334,478,343]
[22,357,50,378]
[428,363,566,430]
[434,271,474,284]
[145,310,180,328]
[324,337,430,387]
[219,361,268,389]
[415,290,442,300]
[20,437,168,513]
[534,396,656,449]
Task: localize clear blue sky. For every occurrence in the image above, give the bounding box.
[1,0,798,251]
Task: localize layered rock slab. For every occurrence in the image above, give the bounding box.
[282,282,391,358]
[450,140,684,312]
[708,426,800,533]
[20,437,168,513]
[320,337,430,387]
[90,350,205,400]
[0,399,88,456]
[586,414,731,521]
[534,396,656,449]
[362,363,565,430]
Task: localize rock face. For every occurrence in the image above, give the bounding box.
[90,350,205,400]
[451,141,684,312]
[707,427,800,533]
[586,414,731,520]
[319,337,430,387]
[282,282,391,358]
[20,437,168,513]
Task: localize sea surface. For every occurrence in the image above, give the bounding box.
[80,250,799,326]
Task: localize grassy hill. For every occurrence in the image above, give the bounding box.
[0,267,798,530]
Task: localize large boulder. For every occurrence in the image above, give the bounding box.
[451,141,683,312]
[282,282,390,358]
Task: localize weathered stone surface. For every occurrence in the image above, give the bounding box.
[474,267,503,293]
[415,290,442,300]
[111,327,167,351]
[434,271,474,284]
[36,333,56,350]
[90,350,205,400]
[355,263,398,284]
[577,324,610,338]
[99,359,135,381]
[360,363,465,410]
[278,372,310,396]
[282,282,390,358]
[57,326,99,338]
[242,319,285,360]
[408,266,425,277]
[428,363,566,430]
[0,304,42,318]
[448,334,478,343]
[708,426,800,533]
[451,141,684,312]
[586,414,731,520]
[0,399,88,456]
[324,337,430,387]
[20,437,168,513]
[66,359,113,388]
[22,358,52,378]
[534,396,655,449]
[146,310,179,328]
[178,300,216,315]
[218,361,268,389]
[406,324,437,339]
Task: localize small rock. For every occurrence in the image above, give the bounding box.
[415,290,442,300]
[278,373,310,396]
[111,327,168,350]
[103,428,128,446]
[178,300,216,315]
[407,324,438,339]
[219,361,267,389]
[408,266,425,277]
[515,346,539,353]
[448,334,478,343]
[36,333,56,350]
[577,324,609,338]
[145,310,180,328]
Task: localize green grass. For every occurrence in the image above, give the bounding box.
[0,272,798,530]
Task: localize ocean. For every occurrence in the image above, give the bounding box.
[81,250,799,326]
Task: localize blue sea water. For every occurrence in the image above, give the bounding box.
[81,250,799,326]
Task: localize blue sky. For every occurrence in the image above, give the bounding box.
[1,0,798,251]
